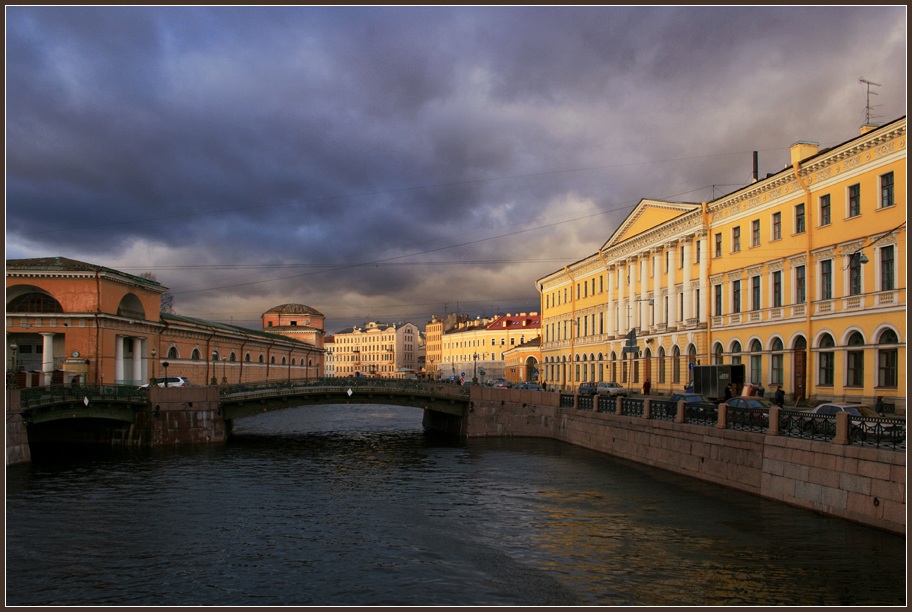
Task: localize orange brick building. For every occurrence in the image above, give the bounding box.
[6,257,324,387]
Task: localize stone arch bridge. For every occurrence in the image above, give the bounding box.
[6,379,472,463]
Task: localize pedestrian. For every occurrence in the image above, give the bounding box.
[642,378,651,396]
[875,396,886,416]
[723,383,733,403]
[542,381,547,392]
[774,385,785,408]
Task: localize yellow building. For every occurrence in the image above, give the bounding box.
[538,117,905,413]
[439,313,540,383]
[331,321,422,378]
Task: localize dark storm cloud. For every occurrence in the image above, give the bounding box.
[6,6,906,331]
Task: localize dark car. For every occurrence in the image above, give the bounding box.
[516,382,543,391]
[577,383,598,397]
[726,397,772,425]
[669,393,706,404]
[804,403,904,443]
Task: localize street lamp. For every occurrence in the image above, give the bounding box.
[162,361,170,386]
[222,357,228,385]
[211,351,218,385]
[472,353,478,385]
[150,348,157,382]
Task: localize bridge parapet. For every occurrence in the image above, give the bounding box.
[219,377,470,402]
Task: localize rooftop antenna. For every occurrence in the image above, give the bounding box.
[859,78,882,126]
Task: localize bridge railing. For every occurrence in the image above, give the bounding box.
[17,383,149,410]
[218,377,469,400]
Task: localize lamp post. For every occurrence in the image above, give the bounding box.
[472,353,478,385]
[162,361,170,386]
[625,298,654,394]
[211,351,218,385]
[222,357,228,385]
[150,348,157,382]
[8,342,18,389]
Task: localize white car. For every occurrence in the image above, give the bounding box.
[140,376,192,388]
[804,403,903,443]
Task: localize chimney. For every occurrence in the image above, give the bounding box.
[790,141,819,165]
[752,151,759,182]
[860,124,879,135]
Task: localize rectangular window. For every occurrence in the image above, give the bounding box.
[795,203,805,234]
[751,220,760,247]
[880,171,894,208]
[714,233,722,257]
[732,227,741,252]
[772,270,782,307]
[849,255,862,296]
[819,351,834,386]
[714,284,722,316]
[695,240,701,264]
[732,280,741,313]
[879,347,898,387]
[751,276,761,310]
[795,265,806,303]
[772,212,781,240]
[820,260,832,300]
[880,245,894,291]
[848,184,861,217]
[846,350,864,386]
[771,354,783,385]
[819,194,831,226]
[680,246,685,267]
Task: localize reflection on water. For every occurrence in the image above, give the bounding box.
[6,404,906,606]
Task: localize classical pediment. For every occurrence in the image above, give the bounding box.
[601,199,700,250]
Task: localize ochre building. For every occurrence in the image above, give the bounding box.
[537,117,905,413]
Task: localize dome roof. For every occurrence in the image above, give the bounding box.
[263,303,324,317]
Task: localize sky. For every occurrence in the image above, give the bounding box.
[5,6,907,334]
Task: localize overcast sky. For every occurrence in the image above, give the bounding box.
[6,6,907,334]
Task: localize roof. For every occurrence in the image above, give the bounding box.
[485,312,541,330]
[262,303,324,317]
[163,312,315,346]
[6,256,163,288]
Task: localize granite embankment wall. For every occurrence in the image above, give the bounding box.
[466,387,905,535]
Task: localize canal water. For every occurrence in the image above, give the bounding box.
[6,404,906,606]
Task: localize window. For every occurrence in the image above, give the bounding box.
[731,341,742,366]
[732,227,741,252]
[695,240,701,263]
[880,245,894,291]
[751,276,761,311]
[795,203,805,234]
[772,212,782,240]
[732,280,741,313]
[880,171,894,208]
[770,338,784,385]
[751,220,760,247]
[846,332,864,387]
[713,343,724,365]
[795,265,806,304]
[658,347,666,383]
[714,284,722,316]
[819,194,831,226]
[772,270,782,307]
[749,339,762,385]
[820,260,832,300]
[818,334,835,386]
[672,346,681,384]
[849,253,863,296]
[714,233,722,257]
[877,329,898,387]
[848,184,861,217]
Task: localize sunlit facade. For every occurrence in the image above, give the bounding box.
[331,321,422,378]
[538,117,906,412]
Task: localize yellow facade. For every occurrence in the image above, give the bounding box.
[538,118,906,412]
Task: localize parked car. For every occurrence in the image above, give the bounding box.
[516,382,543,391]
[577,383,598,396]
[725,396,773,425]
[669,393,707,404]
[140,376,192,388]
[595,381,627,397]
[491,380,512,388]
[804,403,904,442]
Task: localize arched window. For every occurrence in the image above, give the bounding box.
[749,339,763,384]
[672,346,681,384]
[259,354,265,364]
[877,329,898,388]
[731,341,742,366]
[7,292,63,313]
[191,349,201,360]
[245,353,252,363]
[770,338,784,385]
[610,351,617,383]
[658,347,666,384]
[846,332,865,387]
[818,333,835,386]
[167,346,179,359]
[229,352,236,362]
[713,342,724,365]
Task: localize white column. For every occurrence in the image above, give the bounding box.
[40,332,55,386]
[639,253,649,329]
[115,335,125,384]
[667,243,677,328]
[617,262,626,333]
[699,236,709,323]
[682,239,693,322]
[607,266,616,337]
[132,337,144,385]
[653,249,662,326]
